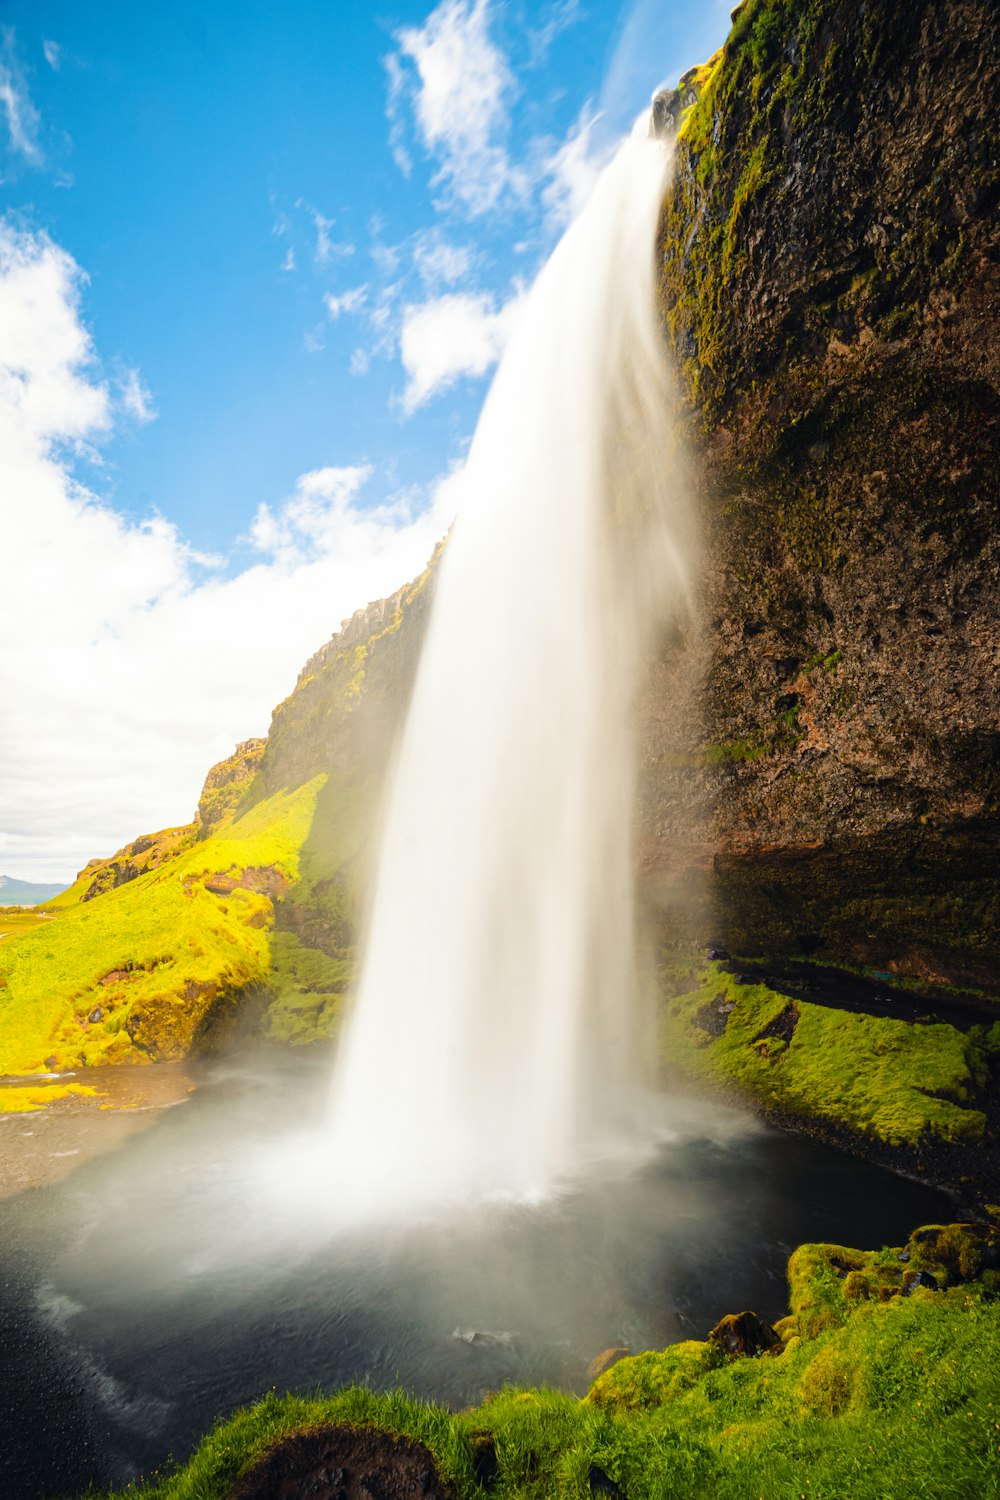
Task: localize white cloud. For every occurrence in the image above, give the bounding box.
[309,207,354,266]
[525,0,583,67]
[280,245,296,273]
[249,465,375,561]
[388,0,527,217]
[0,220,460,882]
[541,107,612,228]
[399,287,524,412]
[42,39,61,72]
[0,29,41,164]
[119,367,156,424]
[324,284,368,319]
[412,230,473,288]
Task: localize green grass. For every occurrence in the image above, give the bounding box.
[103,1223,1000,1499]
[0,778,325,1074]
[661,965,991,1146]
[0,908,58,939]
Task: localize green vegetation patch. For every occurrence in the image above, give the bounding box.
[0,778,325,1075]
[0,1082,102,1113]
[263,931,351,1045]
[259,769,375,1046]
[661,964,991,1146]
[104,1223,1000,1499]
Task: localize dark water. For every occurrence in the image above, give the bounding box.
[0,1052,951,1500]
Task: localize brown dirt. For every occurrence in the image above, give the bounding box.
[227,1424,455,1500]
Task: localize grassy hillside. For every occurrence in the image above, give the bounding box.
[0,777,325,1075]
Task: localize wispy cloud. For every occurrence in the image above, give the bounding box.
[399,287,524,412]
[387,0,527,217]
[0,219,461,880]
[0,28,42,165]
[119,368,157,425]
[541,105,611,228]
[412,229,474,288]
[309,207,354,266]
[524,0,584,68]
[42,39,61,73]
[324,284,368,319]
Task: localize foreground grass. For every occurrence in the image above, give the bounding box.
[0,778,325,1074]
[661,964,997,1147]
[105,1223,1000,1500]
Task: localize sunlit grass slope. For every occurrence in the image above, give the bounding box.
[0,778,325,1075]
[105,1222,1000,1500]
[662,963,998,1147]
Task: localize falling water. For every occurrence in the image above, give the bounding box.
[326,118,693,1213]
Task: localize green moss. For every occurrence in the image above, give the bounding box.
[661,965,989,1146]
[661,0,992,423]
[587,1341,723,1412]
[264,931,351,1045]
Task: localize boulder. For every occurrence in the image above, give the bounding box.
[709,1310,781,1357]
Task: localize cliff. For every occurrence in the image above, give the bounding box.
[642,0,1000,995]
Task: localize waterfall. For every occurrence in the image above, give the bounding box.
[326,119,692,1213]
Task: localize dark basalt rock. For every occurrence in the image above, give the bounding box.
[588,1463,624,1497]
[709,1310,782,1357]
[901,1269,939,1295]
[693,991,736,1039]
[226,1424,454,1500]
[639,0,1000,1004]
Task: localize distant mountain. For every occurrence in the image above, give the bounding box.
[0,875,68,907]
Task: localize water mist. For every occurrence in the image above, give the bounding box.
[326,120,694,1212]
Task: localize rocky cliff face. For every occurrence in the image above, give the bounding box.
[641,0,1000,995]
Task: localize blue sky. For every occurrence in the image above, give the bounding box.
[0,0,730,879]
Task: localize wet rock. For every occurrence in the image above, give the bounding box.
[752,1004,799,1052]
[587,1346,631,1381]
[650,89,680,139]
[226,1424,454,1500]
[470,1436,498,1488]
[709,1310,782,1358]
[693,993,736,1040]
[451,1327,514,1350]
[588,1464,623,1497]
[901,1269,939,1295]
[87,1008,104,1024]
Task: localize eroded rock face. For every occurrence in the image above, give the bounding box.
[77,738,267,901]
[641,0,1000,992]
[196,737,266,830]
[226,1424,454,1500]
